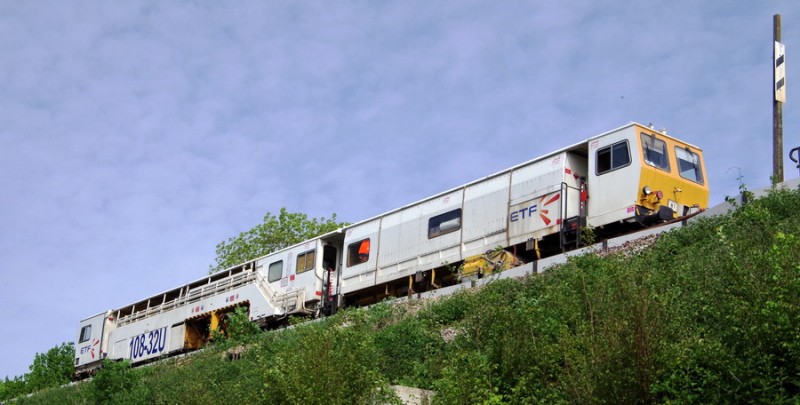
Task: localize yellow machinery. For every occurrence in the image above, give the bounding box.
[461,250,522,278]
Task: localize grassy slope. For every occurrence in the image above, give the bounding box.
[18,187,800,404]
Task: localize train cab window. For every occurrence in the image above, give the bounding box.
[596,141,631,175]
[641,133,670,171]
[347,238,370,266]
[675,147,704,184]
[296,250,316,274]
[428,209,462,238]
[79,325,92,343]
[268,261,283,283]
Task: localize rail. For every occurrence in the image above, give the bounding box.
[559,181,585,251]
[253,272,309,316]
[117,271,257,326]
[116,267,312,327]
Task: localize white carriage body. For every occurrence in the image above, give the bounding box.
[340,148,588,295]
[76,122,708,376]
[584,124,707,227]
[338,122,706,296]
[75,312,116,373]
[75,236,340,374]
[585,125,642,227]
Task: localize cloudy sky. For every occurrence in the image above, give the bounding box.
[1,1,798,378]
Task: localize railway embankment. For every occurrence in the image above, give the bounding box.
[13,183,800,404]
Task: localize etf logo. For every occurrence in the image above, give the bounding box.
[510,204,537,222]
[80,339,100,359]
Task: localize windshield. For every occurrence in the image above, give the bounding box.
[674,147,704,184]
[641,133,670,171]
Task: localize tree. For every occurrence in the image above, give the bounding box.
[0,342,74,401]
[25,342,75,392]
[223,306,261,341]
[0,375,26,401]
[210,208,347,273]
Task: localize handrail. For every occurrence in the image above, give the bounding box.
[116,268,312,326]
[253,272,308,316]
[117,271,257,326]
[559,181,584,251]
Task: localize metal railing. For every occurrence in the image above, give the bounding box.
[117,271,257,326]
[253,272,309,316]
[116,267,313,327]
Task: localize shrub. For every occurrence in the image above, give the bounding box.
[91,360,151,405]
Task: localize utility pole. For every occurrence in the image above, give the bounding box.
[774,14,785,184]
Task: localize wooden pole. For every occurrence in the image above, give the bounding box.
[774,14,784,184]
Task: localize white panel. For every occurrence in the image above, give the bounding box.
[506,153,569,244]
[295,270,322,302]
[508,189,562,243]
[340,219,381,292]
[588,206,636,229]
[125,325,169,363]
[510,154,568,205]
[586,126,640,224]
[341,270,377,294]
[112,339,128,359]
[75,313,107,369]
[419,245,460,268]
[463,232,506,256]
[376,191,463,282]
[462,173,510,256]
[776,41,786,103]
[419,190,463,254]
[377,204,423,270]
[169,324,185,353]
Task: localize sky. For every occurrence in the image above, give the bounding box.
[1,1,799,379]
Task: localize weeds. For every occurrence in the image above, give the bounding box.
[18,186,800,404]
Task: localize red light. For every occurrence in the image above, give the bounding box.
[655,190,663,199]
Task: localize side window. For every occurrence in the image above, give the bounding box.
[675,147,704,184]
[428,209,462,238]
[596,141,631,175]
[295,250,316,274]
[347,238,370,266]
[268,261,283,283]
[641,133,670,171]
[79,325,92,343]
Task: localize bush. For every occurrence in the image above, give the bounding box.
[15,186,800,403]
[373,316,444,388]
[91,360,151,405]
[256,314,401,404]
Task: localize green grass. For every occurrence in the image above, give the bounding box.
[16,185,800,404]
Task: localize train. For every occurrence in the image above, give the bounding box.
[74,122,709,377]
